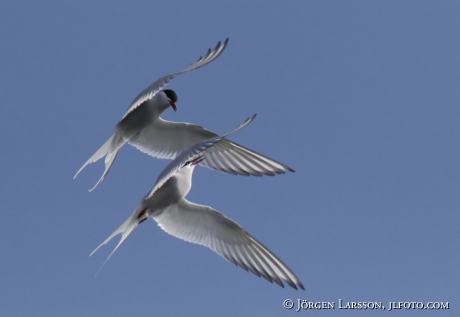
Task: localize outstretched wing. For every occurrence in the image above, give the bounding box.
[147,114,256,198]
[153,199,304,290]
[129,118,294,177]
[122,38,229,120]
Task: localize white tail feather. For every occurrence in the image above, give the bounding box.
[74,135,115,179]
[88,149,120,192]
[74,133,128,191]
[91,206,145,274]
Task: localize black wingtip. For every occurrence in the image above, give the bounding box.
[214,41,221,51]
[222,38,229,48]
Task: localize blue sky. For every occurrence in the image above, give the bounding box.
[1,1,458,316]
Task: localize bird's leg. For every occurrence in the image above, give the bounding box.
[137,208,148,224]
[191,156,205,166]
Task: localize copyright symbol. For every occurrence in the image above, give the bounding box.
[283,299,294,310]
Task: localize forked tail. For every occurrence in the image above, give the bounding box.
[91,206,147,274]
[74,133,126,191]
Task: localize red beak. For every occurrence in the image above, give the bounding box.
[169,100,177,111]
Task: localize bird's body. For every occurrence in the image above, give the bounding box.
[75,39,294,191]
[143,168,191,215]
[91,116,304,290]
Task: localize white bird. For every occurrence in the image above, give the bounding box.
[91,115,304,290]
[74,39,294,191]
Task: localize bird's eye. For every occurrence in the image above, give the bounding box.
[183,160,191,167]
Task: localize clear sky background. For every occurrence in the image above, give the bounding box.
[1,1,458,316]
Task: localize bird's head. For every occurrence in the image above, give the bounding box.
[183,156,205,168]
[162,89,178,112]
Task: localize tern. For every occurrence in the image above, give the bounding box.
[74,39,294,191]
[91,115,304,290]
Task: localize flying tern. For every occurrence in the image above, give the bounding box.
[91,115,304,290]
[74,39,294,191]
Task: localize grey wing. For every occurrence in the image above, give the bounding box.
[122,39,229,120]
[200,139,294,176]
[129,118,294,177]
[129,118,218,160]
[146,115,256,198]
[153,199,304,290]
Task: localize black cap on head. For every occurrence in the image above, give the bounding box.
[163,89,178,103]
